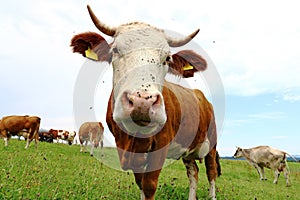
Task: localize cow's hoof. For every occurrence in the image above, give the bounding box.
[90,154,93,157]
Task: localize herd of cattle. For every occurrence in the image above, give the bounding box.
[0,115,104,156]
[1,5,299,200]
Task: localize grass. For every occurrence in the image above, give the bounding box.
[0,139,299,199]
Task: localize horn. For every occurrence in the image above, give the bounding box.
[87,5,116,36]
[166,29,200,47]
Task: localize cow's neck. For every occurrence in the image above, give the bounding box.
[242,149,251,160]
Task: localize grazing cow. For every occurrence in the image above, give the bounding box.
[78,122,104,156]
[39,131,54,143]
[71,5,220,199]
[48,129,76,145]
[0,115,40,148]
[233,146,297,186]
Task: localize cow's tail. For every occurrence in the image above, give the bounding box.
[285,152,298,162]
[216,150,222,176]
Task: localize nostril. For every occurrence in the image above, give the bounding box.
[153,95,161,106]
[128,98,133,106]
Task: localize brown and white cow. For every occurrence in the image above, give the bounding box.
[48,129,76,145]
[233,146,297,186]
[0,115,40,148]
[71,5,220,199]
[78,122,104,156]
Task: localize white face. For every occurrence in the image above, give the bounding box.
[110,25,171,135]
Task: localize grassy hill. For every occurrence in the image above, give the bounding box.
[0,139,299,199]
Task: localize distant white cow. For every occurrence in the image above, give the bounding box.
[234,145,297,186]
[78,122,104,156]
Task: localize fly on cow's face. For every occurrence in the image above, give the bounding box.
[112,47,119,54]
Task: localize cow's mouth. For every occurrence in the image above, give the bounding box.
[133,120,152,127]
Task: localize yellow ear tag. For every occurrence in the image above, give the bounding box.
[85,47,98,61]
[183,64,194,71]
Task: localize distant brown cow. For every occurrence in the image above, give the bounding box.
[78,122,104,156]
[0,115,40,148]
[234,146,297,186]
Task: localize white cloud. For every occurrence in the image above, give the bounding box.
[283,94,300,102]
[201,1,300,97]
[248,112,286,120]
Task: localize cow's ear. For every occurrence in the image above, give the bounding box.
[70,32,111,62]
[169,50,207,78]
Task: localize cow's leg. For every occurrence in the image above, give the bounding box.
[85,141,89,152]
[260,167,267,180]
[134,171,161,200]
[33,126,39,149]
[79,138,84,152]
[138,148,166,200]
[2,130,9,147]
[142,170,161,200]
[205,148,218,200]
[34,131,39,149]
[90,145,94,156]
[100,140,104,157]
[80,144,83,152]
[283,166,290,187]
[252,163,264,180]
[4,137,8,146]
[25,138,30,149]
[273,169,280,184]
[134,173,145,200]
[183,158,199,200]
[25,129,32,149]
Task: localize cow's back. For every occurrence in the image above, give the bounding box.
[79,122,103,139]
[250,146,286,168]
[0,115,26,132]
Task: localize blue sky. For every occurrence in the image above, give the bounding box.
[0,0,299,156]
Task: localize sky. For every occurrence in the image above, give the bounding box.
[0,0,299,156]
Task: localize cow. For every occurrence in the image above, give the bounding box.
[39,131,54,143]
[78,122,104,156]
[17,129,29,140]
[48,129,76,145]
[233,146,297,187]
[70,5,220,200]
[0,115,40,148]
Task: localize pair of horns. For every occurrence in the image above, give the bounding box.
[87,5,199,47]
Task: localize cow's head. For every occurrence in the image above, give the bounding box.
[71,5,207,135]
[233,147,243,158]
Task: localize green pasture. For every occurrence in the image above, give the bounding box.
[0,139,299,199]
